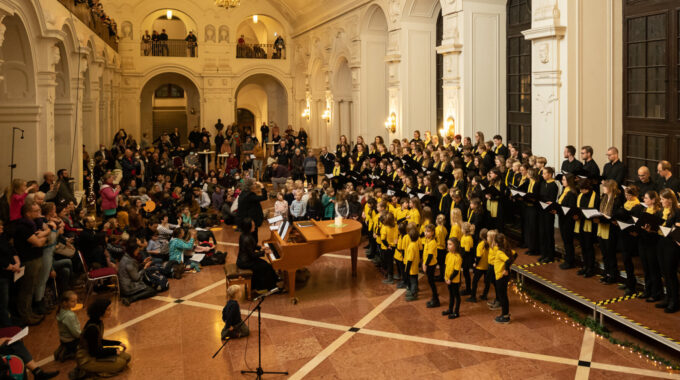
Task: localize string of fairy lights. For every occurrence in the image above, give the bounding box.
[510,281,680,373]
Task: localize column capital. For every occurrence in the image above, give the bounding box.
[522,25,566,41]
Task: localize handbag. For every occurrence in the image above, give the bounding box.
[54,243,76,258]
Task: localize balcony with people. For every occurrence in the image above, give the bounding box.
[235,15,286,60]
[57,0,119,50]
[138,11,199,58]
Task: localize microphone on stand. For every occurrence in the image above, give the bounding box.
[253,287,281,301]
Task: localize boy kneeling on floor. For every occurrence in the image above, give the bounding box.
[221,285,250,340]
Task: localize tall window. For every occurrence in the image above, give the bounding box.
[623,1,680,178]
[506,0,532,153]
[436,10,443,132]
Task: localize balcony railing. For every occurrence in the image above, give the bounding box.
[236,43,286,59]
[57,0,118,51]
[140,40,199,58]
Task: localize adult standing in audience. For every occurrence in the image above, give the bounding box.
[38,172,56,194]
[561,145,583,175]
[270,163,290,192]
[15,204,48,325]
[633,166,657,201]
[56,169,77,205]
[320,147,336,176]
[602,147,625,185]
[657,160,680,193]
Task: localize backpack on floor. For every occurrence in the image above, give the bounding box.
[144,268,170,292]
[202,250,227,266]
[0,355,24,380]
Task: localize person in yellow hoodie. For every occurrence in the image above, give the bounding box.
[395,222,409,289]
[380,212,399,284]
[363,198,378,260]
[491,233,517,324]
[404,224,421,301]
[467,228,489,303]
[442,237,463,319]
[422,224,439,307]
[485,230,499,308]
[371,201,387,266]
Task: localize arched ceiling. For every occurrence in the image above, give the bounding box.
[264,0,358,28]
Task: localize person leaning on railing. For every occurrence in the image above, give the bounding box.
[185,31,198,57]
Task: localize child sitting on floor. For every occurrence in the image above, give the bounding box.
[221,285,250,340]
[54,291,81,362]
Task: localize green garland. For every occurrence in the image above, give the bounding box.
[515,282,680,371]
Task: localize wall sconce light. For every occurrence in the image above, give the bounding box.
[253,14,258,23]
[439,116,455,137]
[384,112,396,133]
[322,109,331,123]
[301,107,310,121]
[167,10,173,19]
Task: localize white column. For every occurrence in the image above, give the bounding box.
[437,1,464,136]
[523,0,566,168]
[0,13,6,83]
[36,43,61,175]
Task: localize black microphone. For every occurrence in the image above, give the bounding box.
[253,287,281,301]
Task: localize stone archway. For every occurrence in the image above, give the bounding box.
[234,73,288,143]
[139,73,200,146]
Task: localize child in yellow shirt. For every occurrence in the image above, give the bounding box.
[467,229,489,303]
[434,214,448,281]
[380,213,399,284]
[459,222,475,296]
[395,223,409,289]
[421,224,439,308]
[485,230,499,307]
[442,237,463,319]
[364,198,377,260]
[491,233,517,324]
[404,224,420,301]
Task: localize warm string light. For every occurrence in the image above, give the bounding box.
[512,283,680,373]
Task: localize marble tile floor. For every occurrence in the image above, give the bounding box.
[22,227,680,379]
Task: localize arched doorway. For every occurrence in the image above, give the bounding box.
[0,14,38,185]
[237,108,255,132]
[54,40,74,173]
[234,74,288,142]
[139,73,200,146]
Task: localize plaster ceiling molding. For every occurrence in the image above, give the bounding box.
[388,30,399,53]
[205,24,216,43]
[533,0,560,23]
[121,21,133,40]
[536,89,558,124]
[389,0,402,24]
[0,16,6,48]
[48,44,61,72]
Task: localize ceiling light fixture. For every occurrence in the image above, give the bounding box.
[215,0,241,10]
[253,14,258,23]
[166,10,173,19]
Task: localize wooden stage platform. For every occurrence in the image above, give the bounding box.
[511,252,680,354]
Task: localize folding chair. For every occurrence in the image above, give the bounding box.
[78,251,119,304]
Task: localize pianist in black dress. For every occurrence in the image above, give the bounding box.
[236,217,279,291]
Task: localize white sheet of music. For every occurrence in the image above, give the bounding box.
[660,226,673,237]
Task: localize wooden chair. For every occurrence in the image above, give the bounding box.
[224,263,253,300]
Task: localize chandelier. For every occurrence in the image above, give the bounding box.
[215,0,240,9]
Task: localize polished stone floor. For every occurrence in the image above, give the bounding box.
[23,224,680,379]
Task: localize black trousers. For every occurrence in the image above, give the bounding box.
[539,211,556,260]
[123,285,157,304]
[382,247,395,276]
[598,229,619,279]
[620,232,638,290]
[306,174,318,185]
[396,260,405,280]
[523,204,539,253]
[496,275,510,316]
[408,274,418,295]
[426,266,438,299]
[658,238,680,307]
[470,268,487,299]
[639,234,663,298]
[482,265,495,298]
[578,227,596,273]
[461,250,473,290]
[436,249,447,277]
[558,215,576,265]
[447,283,460,314]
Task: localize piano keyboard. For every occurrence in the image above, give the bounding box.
[265,243,281,261]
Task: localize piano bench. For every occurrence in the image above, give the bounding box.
[224,263,253,300]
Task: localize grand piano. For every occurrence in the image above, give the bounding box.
[264,219,362,303]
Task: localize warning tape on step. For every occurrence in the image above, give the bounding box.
[595,292,643,306]
[514,260,557,270]
[520,268,596,304]
[600,305,680,345]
